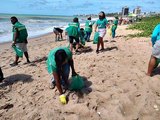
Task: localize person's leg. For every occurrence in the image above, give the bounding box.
[84,31,88,41]
[24,52,30,63]
[69,36,74,53]
[61,63,70,86]
[87,32,91,41]
[146,56,157,76]
[96,37,101,53]
[75,37,80,52]
[100,37,104,50]
[50,77,56,89]
[60,33,63,40]
[57,33,61,41]
[22,43,30,63]
[112,29,116,38]
[0,67,4,82]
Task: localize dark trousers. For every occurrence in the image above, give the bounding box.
[84,31,91,41]
[0,67,4,81]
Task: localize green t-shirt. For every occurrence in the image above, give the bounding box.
[112,19,118,30]
[46,47,72,74]
[96,18,108,29]
[113,19,118,26]
[12,22,28,43]
[66,22,80,38]
[85,20,94,32]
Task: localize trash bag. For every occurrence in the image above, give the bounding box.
[155,58,160,68]
[69,75,84,90]
[12,46,23,57]
[93,32,99,44]
[107,27,112,36]
[81,38,85,45]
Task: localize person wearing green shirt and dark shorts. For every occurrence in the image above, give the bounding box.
[46,46,77,104]
[66,17,80,53]
[84,16,94,42]
[95,11,108,54]
[112,16,118,39]
[10,16,30,66]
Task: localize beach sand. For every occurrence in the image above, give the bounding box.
[0,25,160,120]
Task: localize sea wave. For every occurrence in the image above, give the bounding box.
[0,14,89,43]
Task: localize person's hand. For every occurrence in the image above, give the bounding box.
[12,42,16,47]
[59,94,67,104]
[149,42,152,47]
[72,71,77,76]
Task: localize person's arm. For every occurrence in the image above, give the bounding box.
[151,25,160,46]
[53,71,67,104]
[68,58,77,76]
[12,28,18,46]
[94,24,97,32]
[53,72,63,95]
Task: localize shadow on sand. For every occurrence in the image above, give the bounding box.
[0,74,33,88]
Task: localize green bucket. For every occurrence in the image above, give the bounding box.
[69,75,84,91]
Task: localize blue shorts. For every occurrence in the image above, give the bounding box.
[51,63,70,85]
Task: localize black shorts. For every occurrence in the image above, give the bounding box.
[69,36,79,44]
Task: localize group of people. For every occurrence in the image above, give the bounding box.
[0,11,159,104]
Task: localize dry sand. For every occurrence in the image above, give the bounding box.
[0,25,160,120]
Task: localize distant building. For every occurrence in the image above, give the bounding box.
[133,7,141,15]
[122,6,129,16]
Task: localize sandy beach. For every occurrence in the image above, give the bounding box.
[0,25,160,120]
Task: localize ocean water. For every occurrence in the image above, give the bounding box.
[0,14,88,43]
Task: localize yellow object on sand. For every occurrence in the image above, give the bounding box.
[59,94,67,104]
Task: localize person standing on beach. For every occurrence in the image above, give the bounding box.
[84,16,94,42]
[10,16,30,66]
[53,27,63,41]
[146,23,160,76]
[46,46,77,104]
[94,11,108,54]
[119,17,123,25]
[111,16,119,39]
[66,17,80,53]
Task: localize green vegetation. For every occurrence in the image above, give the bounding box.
[127,16,160,37]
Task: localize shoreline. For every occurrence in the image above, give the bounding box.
[0,32,54,51]
[0,32,53,44]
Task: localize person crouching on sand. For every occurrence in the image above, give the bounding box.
[53,27,63,41]
[94,11,109,54]
[10,16,30,66]
[146,24,160,76]
[46,46,77,104]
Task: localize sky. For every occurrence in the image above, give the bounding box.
[0,0,160,15]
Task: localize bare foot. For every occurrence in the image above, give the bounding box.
[146,72,152,77]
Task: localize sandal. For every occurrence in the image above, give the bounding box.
[10,62,18,67]
[96,50,99,54]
